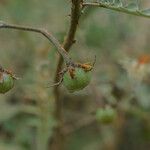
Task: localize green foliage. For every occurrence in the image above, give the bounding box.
[89,0,150,18]
[96,106,117,124]
[0,0,150,150]
[85,22,119,49]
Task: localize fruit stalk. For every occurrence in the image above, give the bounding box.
[0,21,72,65]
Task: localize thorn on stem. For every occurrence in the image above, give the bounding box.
[92,55,96,67]
[46,77,63,87]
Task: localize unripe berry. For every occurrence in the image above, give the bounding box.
[63,68,92,92]
[0,72,14,94]
[96,106,117,124]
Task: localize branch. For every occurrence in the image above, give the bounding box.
[63,0,82,51]
[53,0,82,118]
[0,21,71,65]
[54,0,82,87]
[83,2,150,19]
[50,0,82,150]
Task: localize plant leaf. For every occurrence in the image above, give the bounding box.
[125,2,139,12]
[141,9,150,16]
[85,0,150,19]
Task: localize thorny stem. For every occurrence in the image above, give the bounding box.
[54,0,82,92]
[51,0,82,150]
[0,21,72,65]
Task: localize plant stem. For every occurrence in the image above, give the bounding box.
[51,0,82,150]
[36,92,51,150]
[0,21,71,64]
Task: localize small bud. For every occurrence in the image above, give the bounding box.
[96,106,117,124]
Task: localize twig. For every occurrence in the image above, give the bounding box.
[46,77,63,88]
[0,21,71,65]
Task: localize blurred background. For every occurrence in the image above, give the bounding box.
[0,0,150,150]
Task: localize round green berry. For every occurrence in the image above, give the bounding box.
[96,106,117,124]
[63,68,92,92]
[0,73,14,94]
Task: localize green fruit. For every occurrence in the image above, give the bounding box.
[0,73,14,94]
[63,68,92,92]
[96,106,117,124]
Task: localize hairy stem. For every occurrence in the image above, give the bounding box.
[0,21,71,64]
[51,0,82,150]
